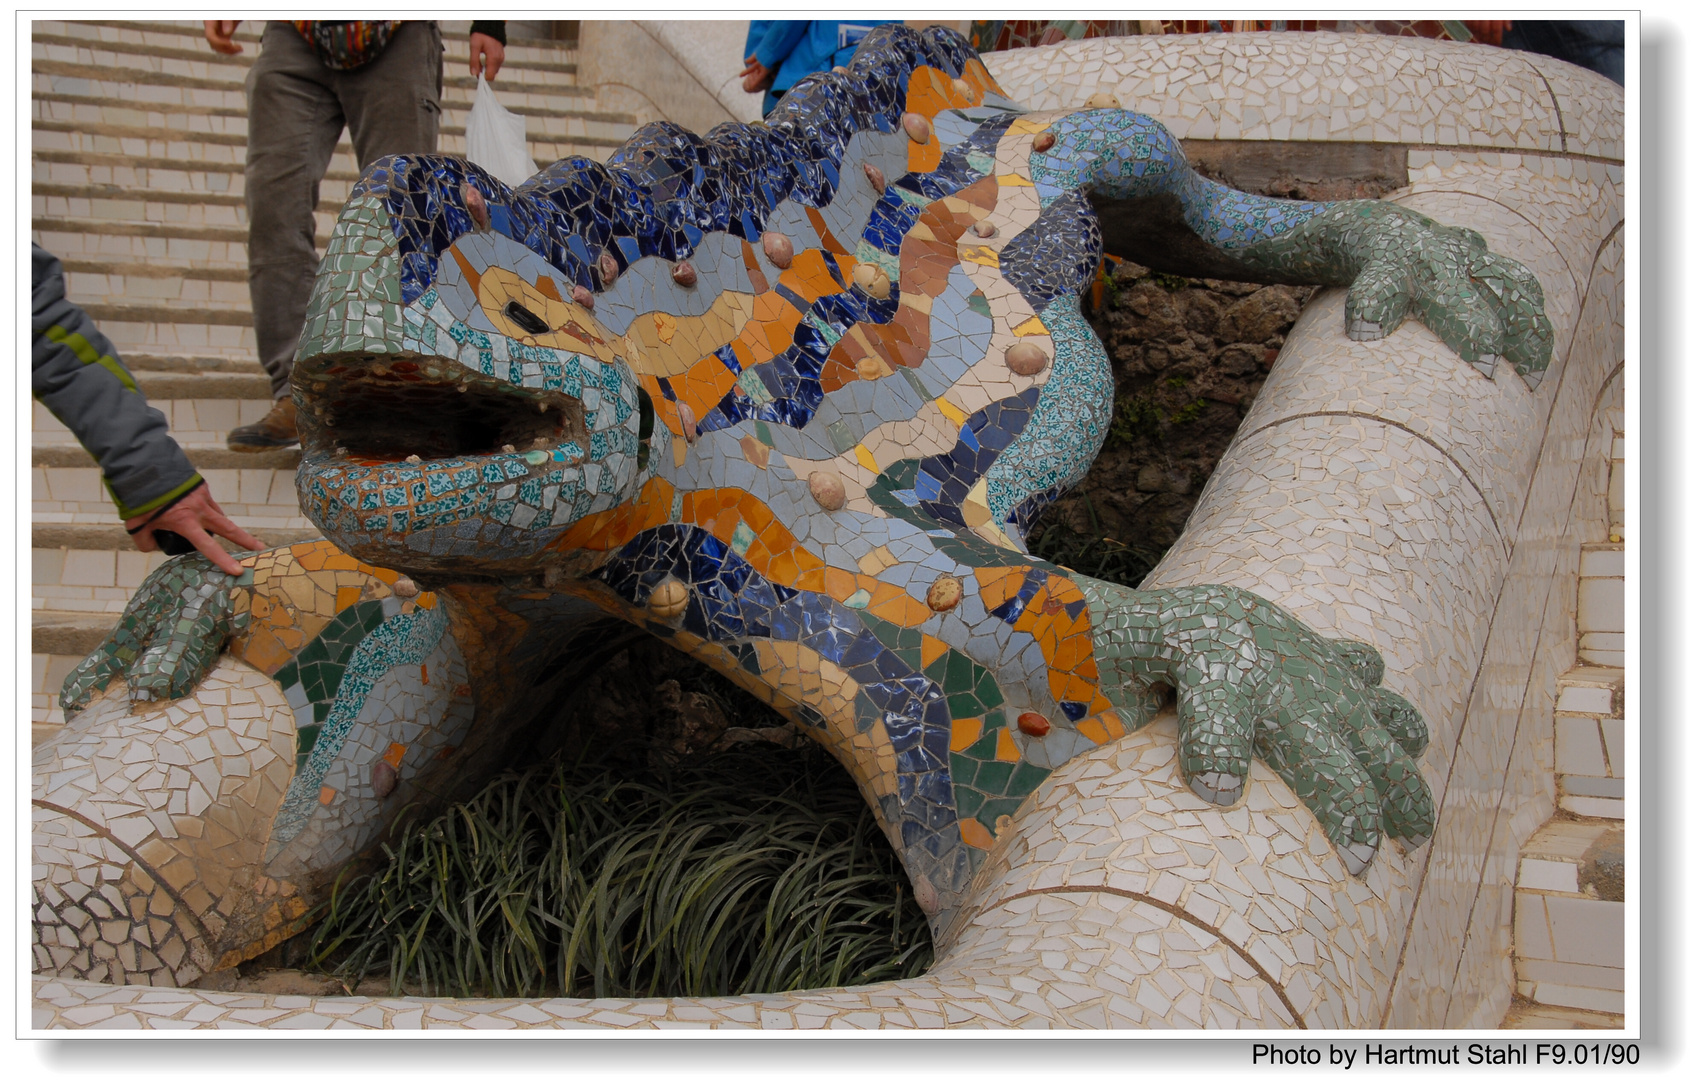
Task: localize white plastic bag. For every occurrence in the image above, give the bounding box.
[465,75,537,187]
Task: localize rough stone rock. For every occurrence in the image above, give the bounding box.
[1016,712,1051,737]
[925,575,962,612]
[851,263,891,300]
[1005,341,1049,376]
[808,471,847,511]
[648,578,690,619]
[762,231,794,269]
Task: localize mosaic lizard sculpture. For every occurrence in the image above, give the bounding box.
[48,25,1553,980]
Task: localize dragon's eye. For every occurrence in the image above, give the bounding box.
[503,301,551,335]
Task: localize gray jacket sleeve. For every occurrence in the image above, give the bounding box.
[31,243,202,520]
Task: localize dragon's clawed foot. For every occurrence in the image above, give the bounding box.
[1339,203,1554,387]
[59,555,250,714]
[1151,586,1435,875]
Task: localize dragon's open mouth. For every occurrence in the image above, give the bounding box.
[294,353,586,462]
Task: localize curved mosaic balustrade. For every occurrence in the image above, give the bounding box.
[34,29,1623,1028]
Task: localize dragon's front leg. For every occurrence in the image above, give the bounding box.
[1045,108,1554,386]
[1075,577,1433,873]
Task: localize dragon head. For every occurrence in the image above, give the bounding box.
[292,160,659,585]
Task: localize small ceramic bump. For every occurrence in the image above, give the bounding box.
[902,112,933,144]
[462,184,489,230]
[676,401,700,444]
[762,231,794,269]
[404,454,422,463]
[1016,711,1051,737]
[855,356,883,380]
[1032,131,1056,152]
[950,77,971,97]
[852,263,891,300]
[648,577,690,619]
[1005,340,1050,376]
[371,761,397,798]
[925,575,962,612]
[1085,91,1120,109]
[671,261,697,288]
[599,251,619,286]
[971,219,997,238]
[391,576,419,599]
[864,162,886,192]
[572,284,595,308]
[501,444,515,454]
[808,471,846,511]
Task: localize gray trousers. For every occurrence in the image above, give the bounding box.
[245,20,444,398]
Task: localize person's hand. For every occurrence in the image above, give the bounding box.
[740,55,773,94]
[470,31,505,81]
[125,483,263,576]
[1461,20,1513,46]
[204,20,243,55]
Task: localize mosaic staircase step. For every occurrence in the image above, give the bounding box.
[1553,664,1625,819]
[1500,998,1624,1030]
[1512,817,1624,1015]
[1577,542,1624,666]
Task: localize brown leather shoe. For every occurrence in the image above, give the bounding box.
[226,398,299,451]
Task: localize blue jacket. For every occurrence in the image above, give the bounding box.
[745,20,901,95]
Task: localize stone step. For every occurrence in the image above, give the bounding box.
[97,351,260,374]
[1577,541,1623,667]
[33,613,116,658]
[32,52,596,105]
[34,460,314,529]
[1513,817,1624,1016]
[33,651,86,739]
[33,100,635,149]
[26,288,263,362]
[36,398,275,449]
[35,19,581,73]
[1553,664,1625,819]
[34,444,299,470]
[35,522,323,550]
[35,126,621,176]
[57,264,252,312]
[34,514,310,615]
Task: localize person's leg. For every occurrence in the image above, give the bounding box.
[339,20,443,170]
[234,22,349,447]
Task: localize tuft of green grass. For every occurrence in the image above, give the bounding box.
[305,743,933,999]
